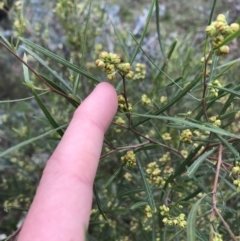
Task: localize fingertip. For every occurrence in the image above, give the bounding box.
[74,81,118,133]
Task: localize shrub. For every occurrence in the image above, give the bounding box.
[1,1,240,240]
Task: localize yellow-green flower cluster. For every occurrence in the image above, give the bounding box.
[95,51,134,80]
[159,152,171,163]
[208,79,222,98]
[209,116,221,127]
[133,63,146,80]
[141,94,151,105]
[232,162,240,192]
[146,161,165,187]
[213,233,223,241]
[180,129,193,144]
[145,205,154,218]
[162,132,172,141]
[181,150,189,158]
[118,95,132,112]
[205,14,239,55]
[160,96,168,103]
[124,172,132,182]
[121,150,136,168]
[114,116,126,132]
[4,195,31,212]
[160,205,187,228]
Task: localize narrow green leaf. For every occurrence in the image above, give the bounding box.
[137,159,156,211]
[0,33,12,48]
[82,0,92,60]
[130,201,148,210]
[118,188,147,197]
[19,38,100,83]
[208,0,217,25]
[110,19,130,61]
[187,148,216,178]
[155,0,165,57]
[133,113,240,139]
[166,76,183,87]
[39,75,79,108]
[22,53,31,84]
[130,0,155,64]
[0,124,67,158]
[21,46,72,92]
[0,92,48,103]
[216,59,238,70]
[153,40,177,82]
[32,90,64,137]
[213,85,240,98]
[187,195,206,241]
[216,134,239,158]
[104,164,124,188]
[93,184,108,221]
[73,74,80,95]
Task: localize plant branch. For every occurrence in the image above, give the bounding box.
[0,40,78,104]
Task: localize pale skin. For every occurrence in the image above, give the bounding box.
[18,82,118,241]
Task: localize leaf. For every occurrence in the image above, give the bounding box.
[104,164,124,188]
[19,38,100,83]
[0,32,12,48]
[32,89,64,137]
[216,134,239,158]
[208,0,217,25]
[132,113,240,139]
[130,201,148,210]
[187,148,216,178]
[137,159,156,212]
[110,19,130,61]
[21,46,72,92]
[155,0,165,57]
[0,92,48,103]
[0,124,67,158]
[22,54,31,84]
[130,0,155,64]
[40,75,79,108]
[93,184,108,221]
[213,85,240,98]
[187,195,206,241]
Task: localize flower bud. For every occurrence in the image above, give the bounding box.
[126,71,134,79]
[230,23,240,32]
[205,25,217,37]
[216,14,226,23]
[219,45,230,55]
[95,59,105,68]
[99,51,109,59]
[107,74,116,80]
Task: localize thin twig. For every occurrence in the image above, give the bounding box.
[100,141,150,160]
[210,144,222,222]
[112,121,182,156]
[210,144,237,241]
[215,208,237,241]
[0,40,78,104]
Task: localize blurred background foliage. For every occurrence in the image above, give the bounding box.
[1,0,240,240]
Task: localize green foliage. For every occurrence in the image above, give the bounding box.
[1,0,240,240]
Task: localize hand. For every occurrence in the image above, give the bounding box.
[18,82,118,241]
